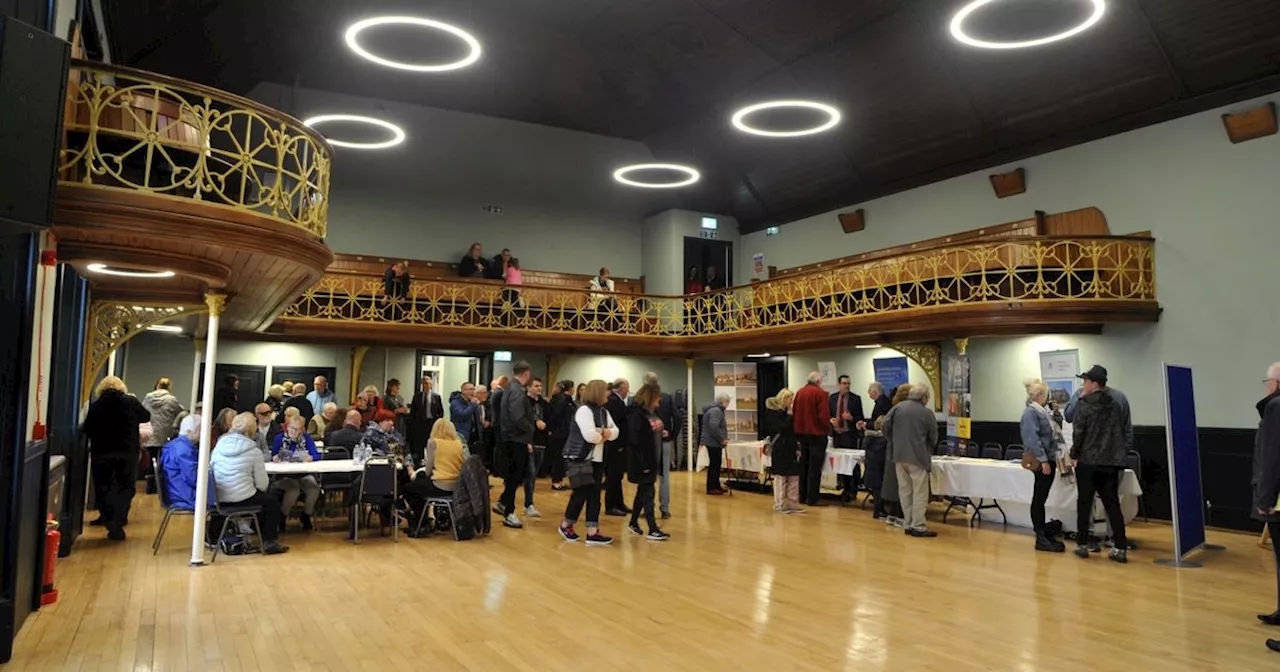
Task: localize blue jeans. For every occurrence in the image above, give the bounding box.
[524,446,545,508]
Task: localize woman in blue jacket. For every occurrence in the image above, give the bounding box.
[1020,380,1065,553]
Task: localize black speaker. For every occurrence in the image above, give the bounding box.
[0,16,68,232]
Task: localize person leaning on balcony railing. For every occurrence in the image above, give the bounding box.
[588,267,617,312]
[383,260,411,301]
[458,242,490,278]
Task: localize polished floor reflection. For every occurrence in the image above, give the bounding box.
[7,473,1274,671]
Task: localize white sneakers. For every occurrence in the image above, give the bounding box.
[525,505,542,518]
[502,513,523,529]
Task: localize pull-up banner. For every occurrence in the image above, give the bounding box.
[1163,364,1206,563]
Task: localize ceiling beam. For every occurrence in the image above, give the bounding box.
[1131,0,1189,98]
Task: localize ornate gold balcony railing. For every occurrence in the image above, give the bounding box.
[282,237,1156,336]
[59,60,331,237]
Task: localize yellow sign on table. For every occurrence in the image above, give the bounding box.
[956,417,971,439]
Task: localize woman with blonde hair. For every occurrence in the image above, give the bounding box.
[402,419,468,534]
[1021,379,1066,552]
[83,376,151,538]
[764,388,804,513]
[265,384,286,415]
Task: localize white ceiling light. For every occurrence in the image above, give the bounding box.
[855,344,882,349]
[146,325,183,334]
[303,114,406,150]
[949,0,1106,50]
[731,100,842,137]
[87,263,175,279]
[612,163,701,189]
[344,16,482,72]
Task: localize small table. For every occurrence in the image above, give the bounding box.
[266,459,364,475]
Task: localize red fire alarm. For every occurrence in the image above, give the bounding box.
[39,249,57,266]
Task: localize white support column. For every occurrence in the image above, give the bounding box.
[686,358,695,472]
[190,293,225,566]
[189,338,203,410]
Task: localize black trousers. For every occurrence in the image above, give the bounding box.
[498,441,529,514]
[224,490,281,543]
[1031,462,1057,533]
[1269,522,1280,611]
[798,435,827,505]
[705,445,723,492]
[91,457,138,528]
[564,462,604,527]
[604,443,627,510]
[630,481,657,531]
[1075,464,1127,545]
[547,436,568,482]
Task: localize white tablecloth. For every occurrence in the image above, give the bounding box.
[266,459,363,475]
[929,458,1142,532]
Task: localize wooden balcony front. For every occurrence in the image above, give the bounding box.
[271,235,1160,356]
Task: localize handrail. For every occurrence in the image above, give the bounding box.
[58,60,332,237]
[283,236,1157,337]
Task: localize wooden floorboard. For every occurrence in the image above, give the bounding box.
[5,472,1277,671]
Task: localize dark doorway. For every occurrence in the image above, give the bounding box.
[749,356,787,438]
[415,350,493,394]
[683,237,733,290]
[271,366,338,400]
[197,364,267,413]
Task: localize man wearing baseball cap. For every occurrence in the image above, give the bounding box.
[1066,364,1134,563]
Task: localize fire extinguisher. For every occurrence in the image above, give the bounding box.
[41,514,60,606]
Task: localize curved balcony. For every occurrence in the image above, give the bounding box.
[273,236,1159,355]
[53,60,334,333]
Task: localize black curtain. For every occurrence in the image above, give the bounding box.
[47,264,88,554]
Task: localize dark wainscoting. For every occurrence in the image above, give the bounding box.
[966,421,1258,532]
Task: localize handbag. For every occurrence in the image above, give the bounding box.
[1021,451,1042,472]
[566,460,595,489]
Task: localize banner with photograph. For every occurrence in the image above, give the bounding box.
[1039,349,1079,452]
[945,352,972,456]
[713,362,759,442]
[873,357,909,396]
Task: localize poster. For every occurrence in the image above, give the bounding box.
[945,352,972,456]
[872,356,909,395]
[817,360,838,392]
[714,362,758,441]
[1039,348,1078,453]
[753,252,765,277]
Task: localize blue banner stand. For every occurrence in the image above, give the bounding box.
[1155,364,1224,568]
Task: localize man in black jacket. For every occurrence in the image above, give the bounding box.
[282,382,315,422]
[325,410,365,449]
[83,377,151,539]
[407,376,444,464]
[212,374,239,414]
[604,378,631,516]
[495,362,535,529]
[1070,365,1131,563]
[485,248,512,280]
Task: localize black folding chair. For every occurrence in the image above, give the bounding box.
[319,447,354,523]
[1004,445,1026,461]
[980,445,1003,460]
[151,458,194,555]
[411,495,458,540]
[208,474,265,562]
[354,458,398,543]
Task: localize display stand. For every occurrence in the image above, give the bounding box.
[713,362,758,493]
[1155,364,1223,568]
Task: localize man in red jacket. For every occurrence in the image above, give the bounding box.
[792,371,833,506]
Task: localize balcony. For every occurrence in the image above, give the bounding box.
[53,60,334,332]
[273,235,1159,356]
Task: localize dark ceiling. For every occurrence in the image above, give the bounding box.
[104,0,1280,231]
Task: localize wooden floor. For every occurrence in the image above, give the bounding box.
[6,472,1277,671]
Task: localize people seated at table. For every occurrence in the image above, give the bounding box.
[326,410,365,449]
[1069,365,1131,563]
[209,412,289,555]
[271,415,322,531]
[159,414,212,511]
[306,375,335,410]
[458,242,490,277]
[1021,379,1066,553]
[401,419,468,533]
[559,379,618,546]
[699,393,729,496]
[309,402,338,437]
[883,383,938,538]
[793,371,832,506]
[764,388,804,514]
[588,267,617,311]
[362,409,405,456]
[829,375,865,449]
[283,383,315,422]
[252,403,282,459]
[626,383,669,540]
[264,384,286,415]
[212,407,238,445]
[450,382,480,444]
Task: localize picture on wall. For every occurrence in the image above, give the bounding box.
[714,362,759,441]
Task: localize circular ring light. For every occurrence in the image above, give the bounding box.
[731,100,842,137]
[612,164,701,189]
[303,114,406,149]
[87,263,175,279]
[344,16,482,72]
[950,0,1106,50]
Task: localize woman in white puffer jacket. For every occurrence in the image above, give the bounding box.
[209,412,289,554]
